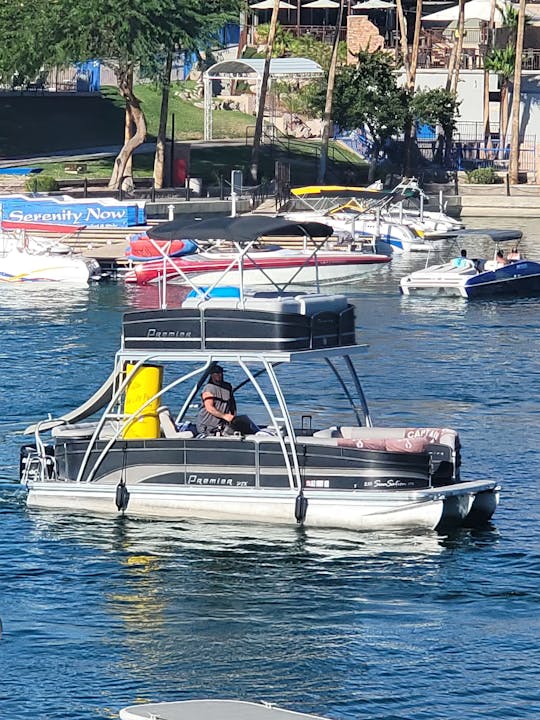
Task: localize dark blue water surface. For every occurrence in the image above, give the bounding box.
[1,218,539,720]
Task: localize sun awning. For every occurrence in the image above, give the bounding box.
[148,216,334,244]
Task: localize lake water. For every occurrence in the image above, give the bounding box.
[1,217,539,720]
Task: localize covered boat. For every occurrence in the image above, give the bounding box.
[400,229,540,298]
[125,232,198,262]
[21,218,498,533]
[124,215,390,287]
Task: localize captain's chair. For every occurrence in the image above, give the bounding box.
[157,406,195,438]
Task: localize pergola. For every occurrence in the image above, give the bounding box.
[203,57,324,141]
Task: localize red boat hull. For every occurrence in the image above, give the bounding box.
[125,250,391,285]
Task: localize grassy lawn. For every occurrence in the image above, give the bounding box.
[1,82,367,186]
[0,83,255,158]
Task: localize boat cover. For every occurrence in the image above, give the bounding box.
[456,228,523,243]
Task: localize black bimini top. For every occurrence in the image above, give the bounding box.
[457,228,523,243]
[148,215,334,245]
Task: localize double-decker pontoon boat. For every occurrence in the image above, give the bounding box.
[20,218,499,532]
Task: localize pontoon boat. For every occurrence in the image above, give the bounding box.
[21,218,499,533]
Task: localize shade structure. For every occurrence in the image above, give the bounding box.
[250,0,296,9]
[147,216,334,245]
[303,0,340,7]
[352,0,396,9]
[422,0,510,23]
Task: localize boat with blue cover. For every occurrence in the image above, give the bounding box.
[20,217,499,532]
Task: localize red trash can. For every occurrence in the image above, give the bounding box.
[173,158,186,186]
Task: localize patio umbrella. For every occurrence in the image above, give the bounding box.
[303,0,340,7]
[352,0,396,9]
[421,0,509,23]
[250,0,295,9]
[303,0,340,27]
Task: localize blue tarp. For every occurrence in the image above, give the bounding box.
[218,23,240,46]
[0,167,43,176]
[75,60,101,92]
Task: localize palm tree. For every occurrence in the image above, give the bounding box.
[482,0,498,143]
[509,0,527,183]
[484,46,515,155]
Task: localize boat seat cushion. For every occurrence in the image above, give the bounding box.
[51,421,119,440]
[157,406,195,438]
[337,436,430,453]
[314,426,458,451]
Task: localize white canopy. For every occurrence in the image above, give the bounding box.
[203,58,324,141]
[304,0,340,7]
[422,0,512,23]
[205,58,324,79]
[352,0,396,9]
[250,0,296,8]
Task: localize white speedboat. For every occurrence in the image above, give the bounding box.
[124,215,390,287]
[120,699,333,720]
[21,217,499,533]
[282,190,435,254]
[0,230,101,284]
[400,229,540,298]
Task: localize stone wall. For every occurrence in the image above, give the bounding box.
[346,16,384,63]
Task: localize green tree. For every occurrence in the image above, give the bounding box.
[0,0,235,189]
[484,2,528,154]
[411,88,460,164]
[484,46,515,152]
[310,52,409,180]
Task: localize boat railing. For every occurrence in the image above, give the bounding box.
[21,419,58,484]
[150,229,347,305]
[73,355,305,492]
[75,359,206,483]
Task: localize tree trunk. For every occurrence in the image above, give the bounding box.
[153,50,173,190]
[108,64,147,191]
[509,0,526,183]
[448,0,466,93]
[395,0,410,86]
[367,140,380,182]
[403,0,422,177]
[408,0,423,92]
[482,0,498,141]
[250,0,280,183]
[121,66,134,190]
[317,0,345,184]
[123,105,134,187]
[500,81,509,157]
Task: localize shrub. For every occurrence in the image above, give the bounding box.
[465,166,500,184]
[25,174,59,192]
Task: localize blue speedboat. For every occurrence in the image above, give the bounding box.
[400,229,540,298]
